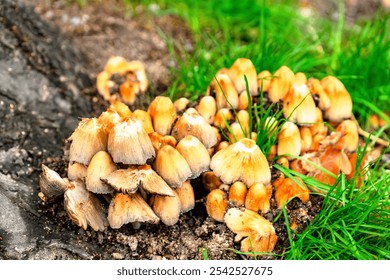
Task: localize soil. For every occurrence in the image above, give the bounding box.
[0,0,383,260]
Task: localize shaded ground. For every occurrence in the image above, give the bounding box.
[3,0,378,260]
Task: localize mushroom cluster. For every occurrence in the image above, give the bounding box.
[39,56,380,256]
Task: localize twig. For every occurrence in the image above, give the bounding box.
[351,114,389,147]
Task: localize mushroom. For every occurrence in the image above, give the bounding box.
[67,162,87,181]
[176,135,211,179]
[202,171,223,192]
[238,91,252,110]
[245,183,272,213]
[300,126,313,153]
[205,189,228,222]
[257,70,272,93]
[196,96,217,124]
[224,208,277,254]
[335,119,359,153]
[268,65,295,103]
[171,109,217,149]
[108,192,159,229]
[283,72,317,125]
[321,76,353,122]
[147,96,177,135]
[64,180,108,231]
[68,118,107,165]
[228,181,247,207]
[86,151,117,194]
[131,109,154,134]
[228,58,258,96]
[107,117,155,165]
[98,108,123,134]
[39,164,69,202]
[175,180,195,213]
[150,192,182,226]
[153,145,192,188]
[277,121,301,159]
[207,70,239,109]
[307,78,330,111]
[274,177,310,208]
[213,108,234,129]
[173,97,190,113]
[210,138,271,186]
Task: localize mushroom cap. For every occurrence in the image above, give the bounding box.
[173,97,190,113]
[176,135,211,179]
[150,191,181,226]
[39,164,69,201]
[228,181,247,207]
[202,171,223,192]
[64,180,108,231]
[205,189,228,222]
[132,109,154,134]
[108,192,159,229]
[224,208,277,253]
[213,108,234,129]
[107,117,155,165]
[268,65,295,103]
[196,95,217,124]
[171,110,218,149]
[153,145,192,188]
[86,151,117,194]
[208,72,239,109]
[228,58,258,96]
[321,76,352,122]
[274,177,310,208]
[277,121,301,159]
[336,120,359,153]
[210,138,271,186]
[257,70,272,93]
[245,183,272,213]
[175,180,195,213]
[68,162,87,181]
[147,96,177,135]
[69,118,108,165]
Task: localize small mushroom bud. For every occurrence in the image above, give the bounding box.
[86,151,117,194]
[132,109,154,134]
[228,181,247,207]
[202,171,223,192]
[257,70,272,92]
[68,118,108,165]
[176,135,211,179]
[150,192,181,226]
[108,192,159,229]
[196,96,217,124]
[210,138,271,186]
[228,122,246,143]
[207,70,239,109]
[214,108,234,129]
[108,117,155,165]
[235,110,250,134]
[274,177,310,208]
[228,58,258,96]
[245,183,272,213]
[154,145,192,188]
[238,91,252,110]
[224,208,277,254]
[268,65,295,103]
[175,180,195,213]
[277,121,301,159]
[174,97,190,113]
[64,180,108,231]
[148,96,177,135]
[68,162,87,181]
[276,156,289,169]
[205,189,228,222]
[300,126,313,153]
[171,109,217,149]
[39,164,69,202]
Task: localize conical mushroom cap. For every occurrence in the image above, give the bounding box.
[172,110,218,149]
[108,192,159,229]
[64,180,108,231]
[86,151,117,194]
[210,138,271,186]
[321,76,352,122]
[196,96,217,124]
[147,96,177,135]
[150,192,181,226]
[39,164,69,201]
[108,117,155,165]
[245,183,272,213]
[268,65,295,103]
[277,121,301,159]
[224,208,277,253]
[228,181,247,207]
[335,120,359,153]
[68,162,87,181]
[205,189,228,222]
[208,72,239,110]
[176,135,211,179]
[69,118,107,165]
[132,109,154,134]
[101,165,175,196]
[175,180,195,213]
[228,58,258,96]
[153,145,192,188]
[257,70,272,92]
